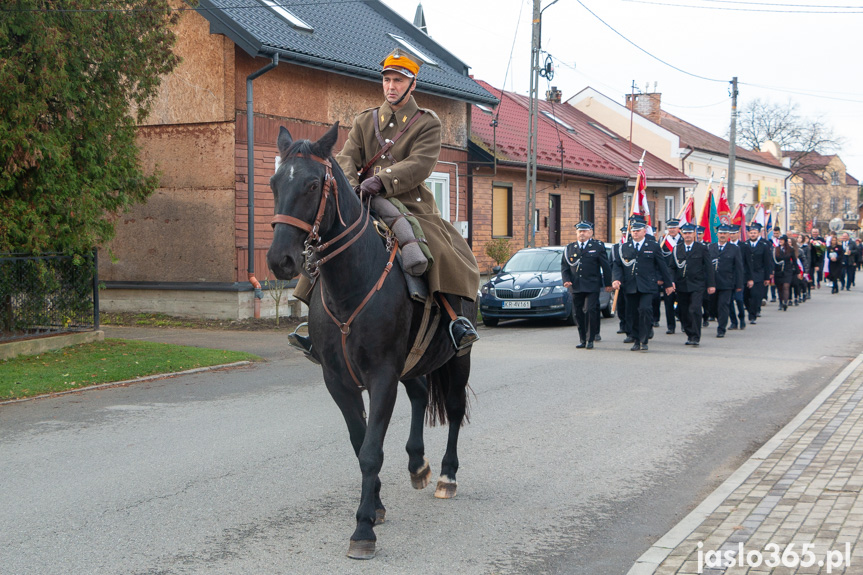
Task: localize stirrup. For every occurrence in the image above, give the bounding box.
[448,316,479,351]
[287,322,320,365]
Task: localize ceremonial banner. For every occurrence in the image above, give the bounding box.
[630,165,653,235]
[731,203,747,241]
[716,185,732,225]
[677,194,696,226]
[699,189,720,243]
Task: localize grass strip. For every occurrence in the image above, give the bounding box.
[1,339,260,400]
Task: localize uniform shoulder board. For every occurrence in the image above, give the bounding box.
[418,107,440,122]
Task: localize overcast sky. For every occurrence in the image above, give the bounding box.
[383,0,863,182]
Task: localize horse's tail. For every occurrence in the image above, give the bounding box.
[425,360,472,428]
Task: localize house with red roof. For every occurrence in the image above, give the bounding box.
[469,81,694,269]
[568,87,791,230]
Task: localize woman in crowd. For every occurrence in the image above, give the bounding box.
[825,235,844,294]
[774,235,799,311]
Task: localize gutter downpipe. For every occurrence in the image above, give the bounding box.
[246,53,279,318]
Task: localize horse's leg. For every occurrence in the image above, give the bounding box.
[323,381,386,526]
[401,376,431,489]
[434,353,470,499]
[348,378,398,560]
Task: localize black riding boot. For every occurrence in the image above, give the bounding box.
[287,323,320,365]
[449,316,479,351]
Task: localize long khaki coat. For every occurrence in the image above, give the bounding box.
[336,96,479,300]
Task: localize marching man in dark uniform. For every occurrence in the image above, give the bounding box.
[727,224,752,331]
[740,222,773,324]
[658,218,682,334]
[562,221,612,349]
[612,218,674,351]
[670,222,715,346]
[709,224,744,338]
[610,225,630,337]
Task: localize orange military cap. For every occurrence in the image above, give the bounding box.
[380,48,424,79]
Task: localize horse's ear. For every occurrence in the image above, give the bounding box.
[277,126,293,155]
[315,122,340,158]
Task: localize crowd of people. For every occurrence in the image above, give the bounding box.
[561,217,860,352]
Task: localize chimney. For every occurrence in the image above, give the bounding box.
[625,91,662,124]
[545,86,562,103]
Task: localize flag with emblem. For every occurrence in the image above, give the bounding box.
[677,194,696,226]
[716,185,732,224]
[630,165,653,234]
[699,188,720,243]
[731,203,747,241]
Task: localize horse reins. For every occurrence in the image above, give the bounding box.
[270,153,398,390]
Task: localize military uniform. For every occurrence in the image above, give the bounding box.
[728,231,751,330]
[561,230,611,347]
[670,228,715,345]
[658,220,682,334]
[336,96,479,300]
[708,237,744,337]
[612,227,673,350]
[610,228,630,336]
[740,225,774,323]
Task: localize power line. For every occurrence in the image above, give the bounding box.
[574,0,728,84]
[621,0,863,13]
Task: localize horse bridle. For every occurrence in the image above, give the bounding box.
[270,153,398,390]
[270,154,370,279]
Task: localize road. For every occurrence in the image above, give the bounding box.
[2,290,862,574]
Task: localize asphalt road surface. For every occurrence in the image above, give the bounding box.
[2,289,862,574]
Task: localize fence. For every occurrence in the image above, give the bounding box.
[0,252,99,343]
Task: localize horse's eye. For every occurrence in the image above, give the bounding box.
[309,180,320,192]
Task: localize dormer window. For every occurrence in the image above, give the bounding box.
[831,170,840,185]
[386,34,438,67]
[259,0,313,32]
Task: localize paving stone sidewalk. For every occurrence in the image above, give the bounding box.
[630,352,863,575]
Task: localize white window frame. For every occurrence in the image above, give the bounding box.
[386,34,438,67]
[259,0,314,31]
[665,196,675,222]
[425,172,450,221]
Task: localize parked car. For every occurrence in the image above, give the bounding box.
[479,245,613,327]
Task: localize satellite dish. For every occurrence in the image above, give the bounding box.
[829,217,844,232]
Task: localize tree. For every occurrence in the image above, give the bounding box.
[0,0,181,254]
[736,98,842,177]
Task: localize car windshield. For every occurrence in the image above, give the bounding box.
[502,250,562,273]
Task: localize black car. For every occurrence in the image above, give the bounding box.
[479,245,613,327]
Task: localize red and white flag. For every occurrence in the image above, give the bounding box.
[630,165,653,235]
[677,194,696,226]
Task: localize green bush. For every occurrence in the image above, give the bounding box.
[484,237,512,267]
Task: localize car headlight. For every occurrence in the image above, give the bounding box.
[481,285,495,296]
[538,287,552,296]
[552,285,568,293]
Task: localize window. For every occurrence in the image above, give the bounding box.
[425,172,450,221]
[789,195,797,213]
[845,198,851,211]
[540,110,576,132]
[580,193,595,224]
[832,170,840,185]
[492,185,512,237]
[386,34,438,67]
[588,122,619,140]
[259,0,314,31]
[831,197,838,213]
[665,196,675,221]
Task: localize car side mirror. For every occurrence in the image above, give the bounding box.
[492,265,501,274]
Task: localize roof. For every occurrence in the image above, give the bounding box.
[195,0,497,105]
[471,81,627,181]
[847,173,859,186]
[658,111,785,170]
[470,81,694,187]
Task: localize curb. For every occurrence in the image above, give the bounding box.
[627,350,863,575]
[0,361,254,406]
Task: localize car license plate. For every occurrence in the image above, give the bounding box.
[502,300,530,309]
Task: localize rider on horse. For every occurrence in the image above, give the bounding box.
[289,47,480,357]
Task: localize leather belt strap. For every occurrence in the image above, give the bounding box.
[358,110,425,182]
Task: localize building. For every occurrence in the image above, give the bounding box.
[783,151,859,234]
[469,82,694,270]
[100,0,496,319]
[568,87,791,229]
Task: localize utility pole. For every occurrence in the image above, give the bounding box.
[525,0,540,248]
[728,76,738,206]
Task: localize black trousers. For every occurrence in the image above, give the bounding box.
[625,292,655,345]
[729,290,746,326]
[715,289,733,334]
[616,289,629,334]
[652,292,661,322]
[663,291,678,330]
[745,282,765,321]
[844,265,856,289]
[677,290,703,342]
[573,291,600,343]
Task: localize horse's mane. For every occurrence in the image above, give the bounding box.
[281,139,315,162]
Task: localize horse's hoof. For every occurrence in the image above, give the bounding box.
[347,539,376,560]
[375,508,386,525]
[410,457,431,490]
[434,475,457,499]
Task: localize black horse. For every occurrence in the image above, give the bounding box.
[266,123,474,559]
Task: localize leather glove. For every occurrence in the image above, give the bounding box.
[359,176,384,198]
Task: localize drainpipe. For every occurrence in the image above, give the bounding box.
[246,53,279,318]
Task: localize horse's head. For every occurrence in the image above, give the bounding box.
[266,122,349,280]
